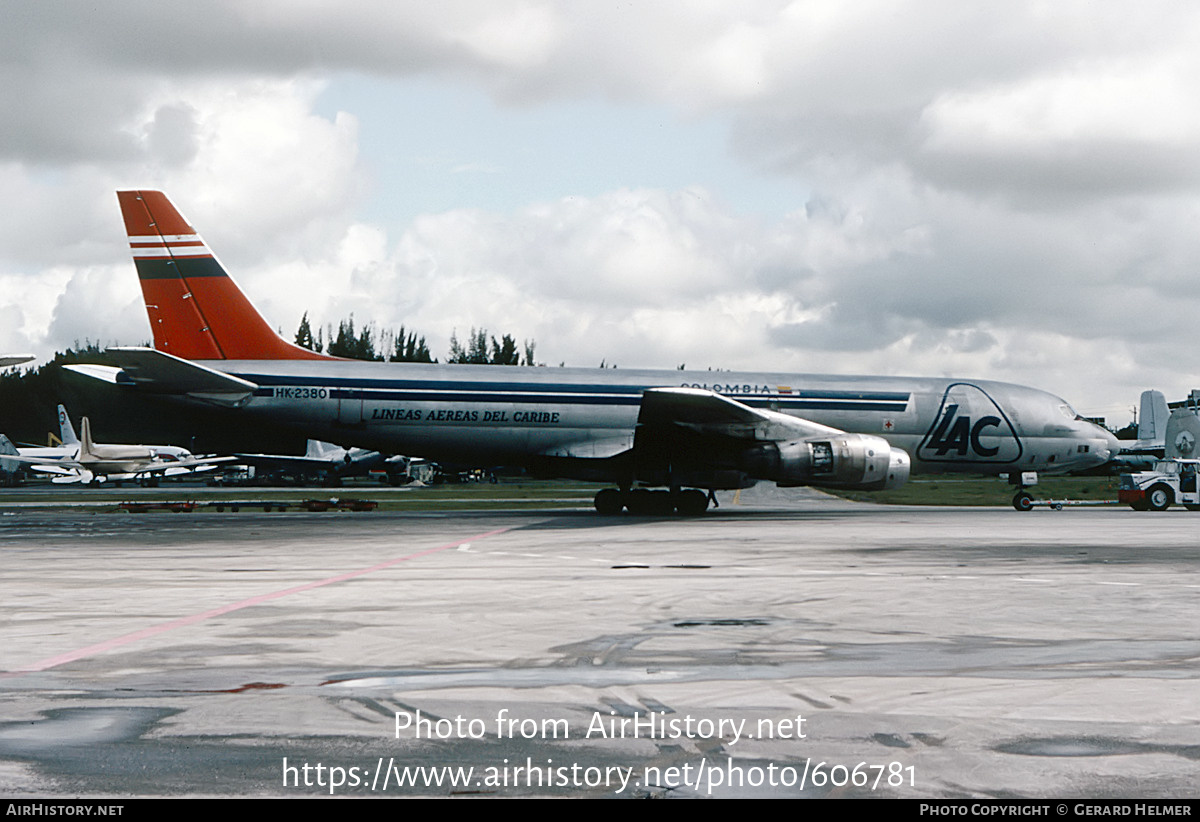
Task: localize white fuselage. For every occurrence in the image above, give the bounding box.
[199,360,1118,479]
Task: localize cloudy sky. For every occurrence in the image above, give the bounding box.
[3,1,1199,423]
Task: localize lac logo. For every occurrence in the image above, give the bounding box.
[917,383,1022,464]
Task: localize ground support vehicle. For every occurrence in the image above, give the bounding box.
[1118,459,1200,511]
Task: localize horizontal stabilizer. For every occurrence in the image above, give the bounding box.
[52,470,94,484]
[638,387,841,442]
[65,347,257,406]
[26,462,80,476]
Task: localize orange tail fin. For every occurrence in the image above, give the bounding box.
[117,190,333,361]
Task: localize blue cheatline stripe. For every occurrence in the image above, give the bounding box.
[237,371,910,404]
[250,385,908,411]
[332,388,910,411]
[334,389,642,406]
[134,257,227,280]
[794,389,910,401]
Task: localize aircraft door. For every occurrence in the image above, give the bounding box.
[337,391,364,425]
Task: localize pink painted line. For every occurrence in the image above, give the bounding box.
[6,526,511,676]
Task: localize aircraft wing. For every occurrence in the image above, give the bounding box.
[51,470,93,484]
[134,456,237,475]
[12,454,235,476]
[542,386,844,460]
[540,389,845,461]
[0,453,79,472]
[63,347,257,406]
[631,387,909,492]
[233,451,386,477]
[234,453,346,470]
[16,460,83,477]
[638,387,842,441]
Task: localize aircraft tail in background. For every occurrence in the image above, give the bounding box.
[77,417,98,461]
[116,190,333,362]
[1137,390,1169,445]
[57,404,79,446]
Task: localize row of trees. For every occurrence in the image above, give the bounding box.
[293,314,538,366]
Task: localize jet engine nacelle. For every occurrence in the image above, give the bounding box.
[742,433,910,491]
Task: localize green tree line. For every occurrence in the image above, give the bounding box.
[294,313,537,366]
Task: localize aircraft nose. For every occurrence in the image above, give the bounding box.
[1105,429,1121,460]
[1096,427,1121,462]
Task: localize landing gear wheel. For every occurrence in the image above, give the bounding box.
[675,489,710,516]
[594,488,624,515]
[1147,484,1173,512]
[1012,491,1034,512]
[625,488,653,516]
[648,490,675,515]
[625,489,674,516]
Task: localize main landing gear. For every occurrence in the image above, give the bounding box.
[594,487,714,516]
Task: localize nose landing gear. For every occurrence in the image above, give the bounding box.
[1009,471,1039,512]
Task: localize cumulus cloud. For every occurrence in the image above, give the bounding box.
[4,1,1200,422]
[0,75,362,356]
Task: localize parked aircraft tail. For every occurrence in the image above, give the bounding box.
[116,190,333,361]
[1137,390,1169,445]
[305,440,345,460]
[78,417,97,460]
[57,405,79,446]
[0,435,20,479]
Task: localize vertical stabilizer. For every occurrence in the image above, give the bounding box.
[0,434,18,457]
[117,190,333,361]
[57,405,79,446]
[1138,390,1169,445]
[79,417,97,459]
[0,435,18,477]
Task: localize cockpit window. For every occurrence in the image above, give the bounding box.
[1059,403,1083,421]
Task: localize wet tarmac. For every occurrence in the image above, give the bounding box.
[2,489,1199,798]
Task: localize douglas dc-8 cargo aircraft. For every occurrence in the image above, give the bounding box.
[66,190,1119,513]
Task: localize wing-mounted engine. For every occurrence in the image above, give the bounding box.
[636,387,911,492]
[741,433,910,490]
